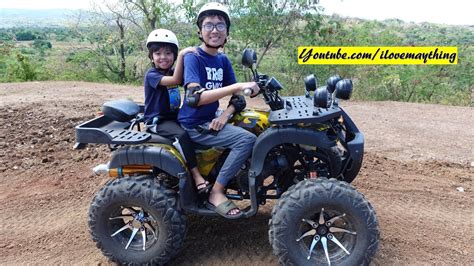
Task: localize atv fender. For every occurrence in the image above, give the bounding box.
[339,108,364,182]
[249,127,336,177]
[108,144,201,211]
[108,144,187,177]
[244,127,337,218]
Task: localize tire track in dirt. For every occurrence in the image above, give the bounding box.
[356,153,473,264]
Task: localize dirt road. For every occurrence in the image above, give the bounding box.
[0,81,472,264]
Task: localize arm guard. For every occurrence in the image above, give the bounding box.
[228,95,246,113]
[185,86,206,107]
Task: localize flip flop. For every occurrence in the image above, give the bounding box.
[206,199,244,219]
[196,181,213,194]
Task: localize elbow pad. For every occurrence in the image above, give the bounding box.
[185,86,205,107]
[228,95,246,113]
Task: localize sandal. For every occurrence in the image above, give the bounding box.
[206,199,243,219]
[196,181,213,194]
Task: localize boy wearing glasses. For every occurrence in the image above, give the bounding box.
[178,2,260,218]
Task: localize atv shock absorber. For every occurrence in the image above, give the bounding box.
[308,161,318,179]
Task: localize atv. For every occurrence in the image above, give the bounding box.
[74,48,379,265]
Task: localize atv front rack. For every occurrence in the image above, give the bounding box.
[74,115,151,149]
[268,96,342,125]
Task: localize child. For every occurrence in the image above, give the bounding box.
[178,3,259,218]
[144,28,210,194]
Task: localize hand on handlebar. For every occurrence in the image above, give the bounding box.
[241,82,260,97]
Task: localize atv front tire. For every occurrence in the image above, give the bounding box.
[88,175,186,264]
[269,178,379,265]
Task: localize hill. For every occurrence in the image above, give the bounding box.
[0,8,80,28]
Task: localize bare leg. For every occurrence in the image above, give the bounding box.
[190,167,207,189]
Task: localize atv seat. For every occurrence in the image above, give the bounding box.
[147,133,174,145]
[147,134,214,150]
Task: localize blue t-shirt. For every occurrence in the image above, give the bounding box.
[143,68,181,122]
[178,47,237,127]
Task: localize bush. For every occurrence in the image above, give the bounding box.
[33,39,52,49]
[15,30,38,41]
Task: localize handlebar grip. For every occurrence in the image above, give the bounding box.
[243,88,254,96]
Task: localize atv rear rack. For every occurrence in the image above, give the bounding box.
[74,115,151,149]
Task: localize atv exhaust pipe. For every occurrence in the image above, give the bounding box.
[93,164,109,176]
[93,163,153,177]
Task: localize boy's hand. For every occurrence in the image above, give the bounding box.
[180,47,198,56]
[241,82,260,97]
[209,115,229,131]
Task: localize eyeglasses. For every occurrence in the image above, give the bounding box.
[202,23,227,32]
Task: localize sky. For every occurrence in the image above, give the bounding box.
[319,0,473,25]
[0,0,472,25]
[0,0,92,10]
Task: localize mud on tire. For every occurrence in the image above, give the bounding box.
[269,178,379,265]
[88,175,186,264]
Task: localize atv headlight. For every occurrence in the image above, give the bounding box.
[304,74,317,92]
[266,77,284,92]
[335,79,353,100]
[326,75,342,93]
[314,86,332,108]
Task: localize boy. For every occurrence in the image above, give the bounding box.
[179,3,260,218]
[144,29,211,194]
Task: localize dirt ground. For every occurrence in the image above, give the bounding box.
[0,81,472,265]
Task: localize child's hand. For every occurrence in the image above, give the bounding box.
[180,47,198,56]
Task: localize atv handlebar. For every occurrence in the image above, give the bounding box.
[250,70,285,110]
[243,48,284,107]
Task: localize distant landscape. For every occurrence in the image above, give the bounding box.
[0,8,80,28]
[1,2,473,106]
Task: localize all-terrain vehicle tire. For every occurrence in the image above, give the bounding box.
[317,146,343,180]
[88,175,186,264]
[269,178,379,265]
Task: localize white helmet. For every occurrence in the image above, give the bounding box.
[196,2,231,31]
[146,29,179,50]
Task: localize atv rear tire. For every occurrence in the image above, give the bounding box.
[88,175,186,264]
[269,178,379,265]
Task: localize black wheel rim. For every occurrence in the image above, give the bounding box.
[296,207,357,265]
[107,205,160,251]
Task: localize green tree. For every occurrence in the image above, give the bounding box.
[229,0,323,67]
[73,1,135,82]
[33,39,52,49]
[12,53,37,81]
[15,30,38,41]
[72,0,180,82]
[123,0,177,33]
